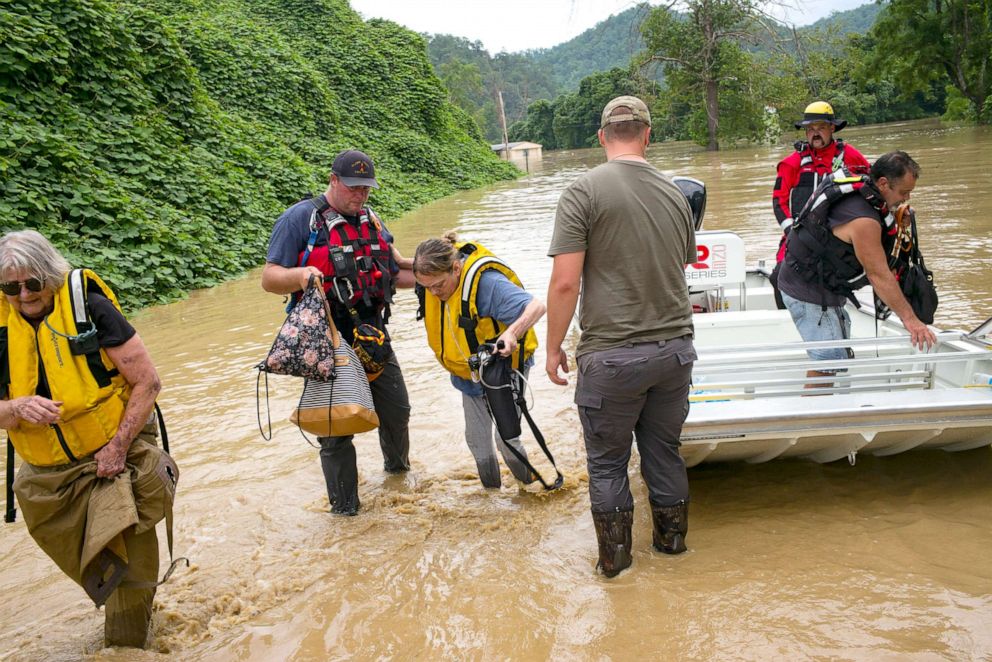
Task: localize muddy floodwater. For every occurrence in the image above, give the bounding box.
[2,118,991,660]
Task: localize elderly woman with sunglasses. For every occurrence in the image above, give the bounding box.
[0,230,179,649]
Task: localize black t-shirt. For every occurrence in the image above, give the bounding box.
[779,194,882,306]
[87,291,136,348]
[33,291,136,398]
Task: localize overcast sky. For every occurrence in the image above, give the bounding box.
[349,0,874,54]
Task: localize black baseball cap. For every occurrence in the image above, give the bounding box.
[331,149,379,189]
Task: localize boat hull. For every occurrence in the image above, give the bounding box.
[682,259,992,465]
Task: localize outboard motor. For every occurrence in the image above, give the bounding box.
[672,176,706,230]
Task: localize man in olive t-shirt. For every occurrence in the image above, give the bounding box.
[546,95,697,578]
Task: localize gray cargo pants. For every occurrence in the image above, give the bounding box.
[461,390,533,488]
[574,336,695,514]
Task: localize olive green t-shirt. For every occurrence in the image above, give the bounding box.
[549,159,696,356]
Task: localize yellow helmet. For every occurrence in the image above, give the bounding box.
[795,101,847,131]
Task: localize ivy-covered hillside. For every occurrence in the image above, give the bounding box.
[0,0,517,307]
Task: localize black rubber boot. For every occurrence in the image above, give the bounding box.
[591,510,633,578]
[651,500,688,554]
[319,437,361,516]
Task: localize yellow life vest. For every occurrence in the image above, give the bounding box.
[1,269,131,466]
[422,243,538,380]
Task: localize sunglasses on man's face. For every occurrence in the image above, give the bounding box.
[0,278,45,296]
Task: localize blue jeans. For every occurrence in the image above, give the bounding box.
[781,292,852,370]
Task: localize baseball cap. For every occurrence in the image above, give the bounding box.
[601,96,652,129]
[331,149,380,189]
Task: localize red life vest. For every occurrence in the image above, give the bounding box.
[773,139,870,230]
[297,197,394,314]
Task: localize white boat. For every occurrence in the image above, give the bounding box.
[682,230,992,466]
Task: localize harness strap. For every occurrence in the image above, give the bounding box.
[832,140,847,171]
[67,270,117,387]
[459,250,512,356]
[415,284,426,321]
[4,440,14,523]
[155,402,169,455]
[494,347,564,491]
[0,326,11,523]
[118,506,188,590]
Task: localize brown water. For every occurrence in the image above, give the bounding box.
[2,118,991,661]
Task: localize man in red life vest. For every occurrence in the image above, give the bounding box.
[262,150,415,515]
[770,102,870,307]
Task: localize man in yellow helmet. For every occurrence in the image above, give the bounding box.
[770,102,870,306]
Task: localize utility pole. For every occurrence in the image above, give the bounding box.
[497,90,510,160]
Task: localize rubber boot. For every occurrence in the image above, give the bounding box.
[591,510,633,578]
[651,500,688,554]
[318,437,361,515]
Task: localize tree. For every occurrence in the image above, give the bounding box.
[509,99,557,148]
[641,0,764,150]
[439,61,485,111]
[552,68,660,149]
[867,0,991,124]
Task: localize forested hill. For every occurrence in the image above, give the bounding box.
[533,2,882,89]
[0,0,516,309]
[805,3,882,33]
[427,2,883,142]
[527,4,654,92]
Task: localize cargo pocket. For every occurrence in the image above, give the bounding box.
[600,355,649,379]
[676,348,698,366]
[574,390,609,440]
[130,442,178,535]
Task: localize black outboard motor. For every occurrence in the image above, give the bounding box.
[672,176,706,230]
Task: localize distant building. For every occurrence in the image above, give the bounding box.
[490,141,543,172]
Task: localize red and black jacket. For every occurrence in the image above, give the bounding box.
[773,139,870,231]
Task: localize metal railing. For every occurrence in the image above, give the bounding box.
[691,332,992,400]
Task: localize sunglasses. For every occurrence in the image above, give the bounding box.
[0,277,45,296]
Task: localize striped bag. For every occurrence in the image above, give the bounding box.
[290,340,379,436]
[289,291,379,437]
[259,277,378,437]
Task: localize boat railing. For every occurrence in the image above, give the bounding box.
[691,332,991,400]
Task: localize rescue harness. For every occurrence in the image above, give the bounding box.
[418,242,538,380]
[787,139,849,224]
[296,196,395,327]
[784,170,899,309]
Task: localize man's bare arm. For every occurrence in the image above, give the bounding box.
[545,252,585,385]
[836,217,936,350]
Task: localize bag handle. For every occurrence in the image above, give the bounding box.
[907,208,927,268]
[307,274,340,350]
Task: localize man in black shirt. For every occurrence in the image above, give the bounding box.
[778,151,937,386]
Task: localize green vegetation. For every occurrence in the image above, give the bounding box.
[527,4,656,93]
[509,68,661,150]
[427,5,654,142]
[0,0,517,309]
[427,34,556,144]
[456,1,985,151]
[867,0,991,124]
